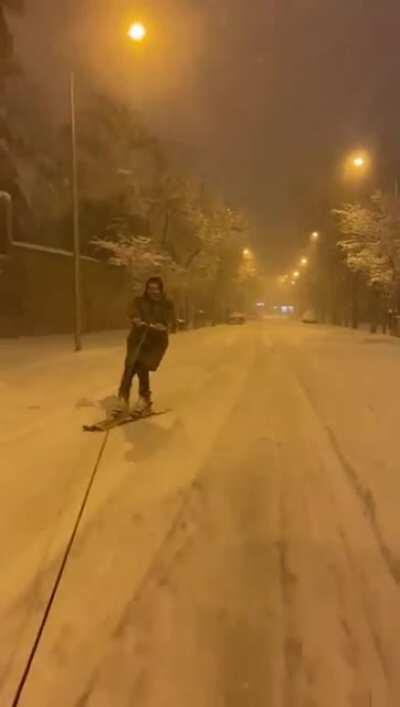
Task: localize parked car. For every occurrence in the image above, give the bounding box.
[228,312,246,325]
[302,310,318,324]
[176,318,187,331]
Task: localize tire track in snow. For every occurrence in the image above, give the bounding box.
[325,425,400,586]
[276,333,400,589]
[278,476,303,707]
[306,460,388,704]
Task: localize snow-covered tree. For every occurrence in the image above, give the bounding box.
[335,193,400,295]
[93,233,184,295]
[93,196,247,321]
[0,0,30,247]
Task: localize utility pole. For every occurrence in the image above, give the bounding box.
[0,191,13,249]
[70,72,82,351]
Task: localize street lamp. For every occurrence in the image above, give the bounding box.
[128,22,147,42]
[70,22,147,352]
[349,150,399,199]
[346,150,369,172]
[346,151,369,185]
[310,231,320,243]
[293,270,300,279]
[300,257,308,267]
[243,248,252,258]
[353,155,366,169]
[70,73,82,352]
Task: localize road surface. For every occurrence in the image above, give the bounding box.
[1,320,400,706]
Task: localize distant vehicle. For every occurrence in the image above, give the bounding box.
[272,305,295,317]
[228,312,246,325]
[302,310,318,324]
[176,318,187,331]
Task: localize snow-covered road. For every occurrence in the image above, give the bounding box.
[1,321,400,706]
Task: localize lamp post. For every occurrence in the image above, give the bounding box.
[70,72,82,352]
[0,191,13,250]
[69,22,147,352]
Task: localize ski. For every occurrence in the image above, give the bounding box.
[83,409,170,433]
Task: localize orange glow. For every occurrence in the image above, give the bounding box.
[128,22,146,42]
[345,151,369,178]
[353,156,365,168]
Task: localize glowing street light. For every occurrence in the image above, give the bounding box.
[353,155,366,168]
[311,231,320,243]
[243,248,252,258]
[300,257,308,266]
[293,270,300,279]
[346,151,369,176]
[348,150,398,198]
[128,22,147,42]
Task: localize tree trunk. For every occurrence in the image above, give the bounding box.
[351,273,359,329]
[161,210,169,247]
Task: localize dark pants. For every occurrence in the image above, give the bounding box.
[119,360,151,402]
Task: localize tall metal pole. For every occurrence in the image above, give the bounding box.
[0,191,13,248]
[70,72,83,351]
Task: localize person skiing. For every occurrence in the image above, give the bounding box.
[115,276,176,416]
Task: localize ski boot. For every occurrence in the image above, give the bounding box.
[111,395,130,419]
[132,395,152,417]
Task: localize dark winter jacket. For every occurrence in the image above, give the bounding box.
[127,294,176,371]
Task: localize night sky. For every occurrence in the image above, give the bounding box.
[11,0,400,270]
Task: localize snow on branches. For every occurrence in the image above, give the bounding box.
[93,199,247,300]
[93,234,184,293]
[335,192,400,293]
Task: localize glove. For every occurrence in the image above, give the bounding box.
[132,318,148,328]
